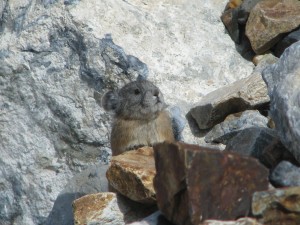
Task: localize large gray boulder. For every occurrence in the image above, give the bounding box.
[263,41,300,164]
[0,0,254,224]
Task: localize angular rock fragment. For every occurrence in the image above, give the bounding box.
[263,41,300,164]
[106,147,156,204]
[190,70,269,130]
[252,187,300,225]
[127,211,174,225]
[225,127,294,168]
[246,0,300,54]
[73,192,156,225]
[270,161,300,187]
[202,217,262,225]
[154,142,269,225]
[205,110,268,144]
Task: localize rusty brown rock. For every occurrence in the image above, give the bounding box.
[246,0,300,54]
[153,142,269,225]
[106,146,156,204]
[73,192,156,225]
[252,186,300,225]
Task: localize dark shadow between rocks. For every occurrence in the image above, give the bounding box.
[44,192,85,225]
[116,195,158,224]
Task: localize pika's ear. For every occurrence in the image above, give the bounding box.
[101,90,120,112]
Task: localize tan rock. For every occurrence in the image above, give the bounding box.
[106,147,156,204]
[246,0,300,54]
[252,186,300,225]
[73,192,156,225]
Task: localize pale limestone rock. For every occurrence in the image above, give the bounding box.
[106,147,156,204]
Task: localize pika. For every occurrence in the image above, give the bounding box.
[102,80,175,156]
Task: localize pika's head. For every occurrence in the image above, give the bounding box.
[102,80,166,120]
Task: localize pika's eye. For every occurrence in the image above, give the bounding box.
[134,88,140,95]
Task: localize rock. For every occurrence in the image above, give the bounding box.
[252,187,300,225]
[274,27,300,57]
[205,110,268,144]
[153,142,269,225]
[189,58,273,129]
[202,217,262,225]
[0,0,255,224]
[225,127,294,169]
[127,211,175,225]
[263,41,300,164]
[73,192,157,225]
[106,147,156,204]
[270,161,300,187]
[246,0,300,54]
[45,164,109,225]
[237,0,263,25]
[221,6,240,43]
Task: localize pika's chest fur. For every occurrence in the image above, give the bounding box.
[110,110,174,156]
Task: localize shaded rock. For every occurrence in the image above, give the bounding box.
[252,187,300,225]
[246,0,300,54]
[106,147,156,204]
[237,0,263,25]
[189,60,272,129]
[263,41,300,164]
[205,110,268,144]
[127,211,175,225]
[203,217,262,225]
[73,192,156,225]
[270,161,300,187]
[45,164,109,225]
[221,0,262,58]
[273,27,300,57]
[153,142,269,225]
[225,127,294,169]
[221,6,240,43]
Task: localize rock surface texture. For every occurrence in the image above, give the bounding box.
[0,0,254,224]
[106,147,156,204]
[205,110,268,144]
[225,127,293,169]
[263,41,300,164]
[246,0,300,54]
[270,161,300,187]
[252,187,300,225]
[190,59,271,129]
[153,142,269,225]
[73,192,156,225]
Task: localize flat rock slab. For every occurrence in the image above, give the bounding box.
[106,147,156,204]
[246,0,300,54]
[202,217,262,225]
[153,142,269,225]
[190,66,270,130]
[73,192,156,225]
[252,187,300,225]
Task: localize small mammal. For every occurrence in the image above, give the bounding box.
[102,80,175,156]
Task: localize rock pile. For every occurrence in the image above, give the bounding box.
[73,42,300,224]
[221,0,300,58]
